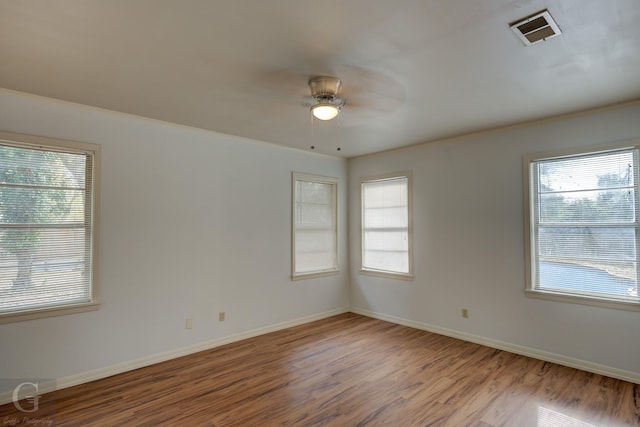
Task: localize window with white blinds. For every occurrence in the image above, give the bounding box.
[292,173,338,279]
[0,132,101,322]
[361,173,412,278]
[525,145,640,309]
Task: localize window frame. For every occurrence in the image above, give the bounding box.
[291,172,339,280]
[0,131,101,323]
[523,141,640,311]
[359,172,413,280]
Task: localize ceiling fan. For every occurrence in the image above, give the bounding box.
[249,64,406,126]
[306,76,346,121]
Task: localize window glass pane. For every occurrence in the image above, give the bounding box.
[363,206,408,228]
[363,179,407,207]
[296,230,336,253]
[297,204,333,227]
[539,189,635,223]
[364,250,408,274]
[537,150,636,225]
[538,260,636,298]
[297,181,333,204]
[0,227,90,312]
[0,146,86,188]
[0,187,86,224]
[538,227,636,262]
[538,151,634,193]
[296,251,336,274]
[363,231,408,252]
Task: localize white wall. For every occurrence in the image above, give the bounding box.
[349,102,640,380]
[0,89,349,391]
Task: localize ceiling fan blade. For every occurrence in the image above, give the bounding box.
[336,106,390,127]
[338,67,406,111]
[245,68,311,101]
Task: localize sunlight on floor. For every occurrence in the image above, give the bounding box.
[538,406,596,427]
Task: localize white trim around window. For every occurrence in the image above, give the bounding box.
[0,131,101,323]
[523,141,640,311]
[291,172,339,280]
[360,172,413,280]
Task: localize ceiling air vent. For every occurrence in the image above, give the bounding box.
[510,10,561,46]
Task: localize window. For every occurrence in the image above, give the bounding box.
[524,144,640,310]
[292,173,338,279]
[0,132,101,323]
[361,173,412,279]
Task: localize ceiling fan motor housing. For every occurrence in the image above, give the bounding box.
[309,76,342,101]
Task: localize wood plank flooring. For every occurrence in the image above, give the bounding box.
[1,313,638,426]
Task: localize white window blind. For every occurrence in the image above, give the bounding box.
[361,174,412,277]
[0,136,99,320]
[292,173,338,278]
[528,147,640,305]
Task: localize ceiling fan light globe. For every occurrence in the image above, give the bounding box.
[311,104,339,121]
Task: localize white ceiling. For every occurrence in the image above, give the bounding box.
[1,0,639,158]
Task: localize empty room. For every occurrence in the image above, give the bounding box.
[0,1,639,426]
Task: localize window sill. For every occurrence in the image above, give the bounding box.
[359,269,414,281]
[291,270,340,281]
[525,289,640,312]
[0,300,101,324]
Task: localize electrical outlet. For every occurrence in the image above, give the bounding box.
[219,312,225,322]
[185,317,193,329]
[462,308,469,318]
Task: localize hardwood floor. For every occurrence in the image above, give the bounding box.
[1,313,638,426]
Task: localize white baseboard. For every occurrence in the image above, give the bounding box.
[349,307,640,385]
[0,307,349,405]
